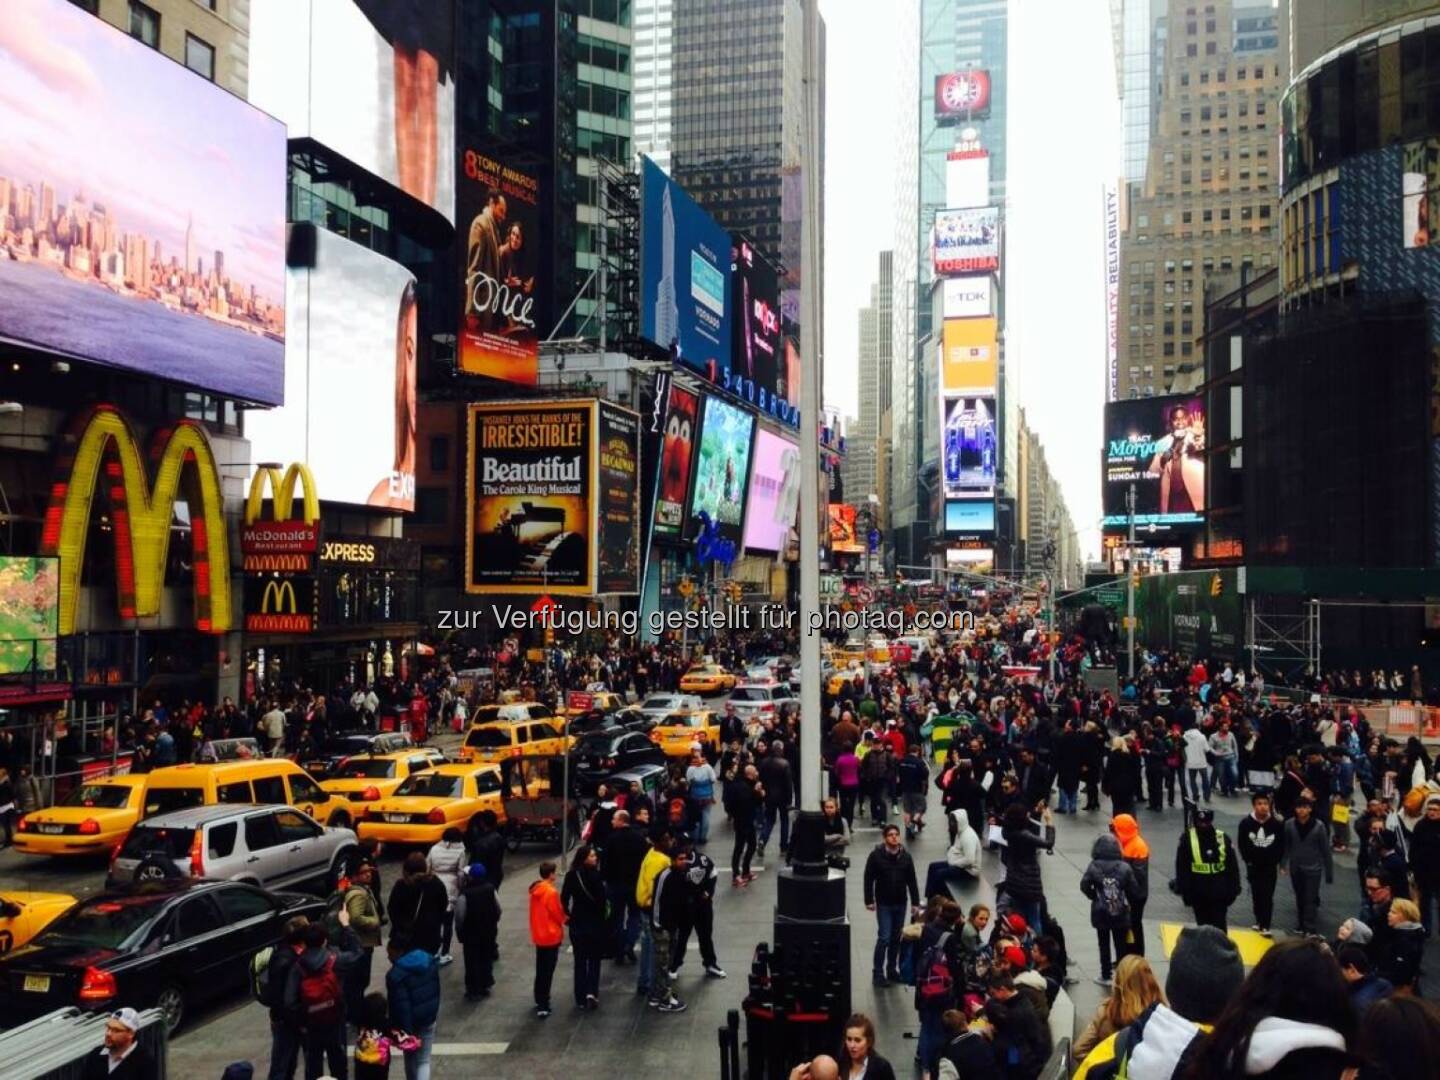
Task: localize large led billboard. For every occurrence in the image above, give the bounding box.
[945,501,996,536]
[0,557,58,675]
[686,395,755,542]
[1102,395,1207,530]
[467,401,594,595]
[828,504,863,554]
[596,402,641,595]
[946,149,990,210]
[943,276,993,321]
[730,236,790,416]
[941,317,999,393]
[935,71,992,119]
[0,0,287,404]
[654,386,699,537]
[933,207,1001,275]
[250,0,456,223]
[744,429,801,553]
[246,227,416,510]
[942,396,997,500]
[640,158,733,383]
[458,147,543,384]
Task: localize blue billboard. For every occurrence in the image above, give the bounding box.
[640,157,733,384]
[945,500,995,536]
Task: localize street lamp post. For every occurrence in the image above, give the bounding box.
[1126,481,1137,679]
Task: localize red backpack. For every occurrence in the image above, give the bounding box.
[917,931,955,1007]
[298,955,342,1026]
[668,797,687,827]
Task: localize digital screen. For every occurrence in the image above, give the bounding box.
[946,150,990,209]
[743,429,801,553]
[729,236,790,417]
[596,402,640,595]
[686,395,755,542]
[943,277,993,320]
[246,227,416,511]
[935,70,992,119]
[249,0,456,224]
[941,395,998,500]
[654,386,699,536]
[0,557,58,675]
[940,317,998,393]
[0,0,287,404]
[1102,395,1207,530]
[640,157,733,383]
[945,501,996,535]
[933,207,1001,275]
[828,504,863,554]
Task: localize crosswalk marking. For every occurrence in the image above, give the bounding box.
[431,1042,510,1055]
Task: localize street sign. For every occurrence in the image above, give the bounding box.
[857,585,875,604]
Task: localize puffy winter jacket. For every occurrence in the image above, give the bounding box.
[386,949,441,1032]
[1000,821,1055,903]
[1111,814,1150,904]
[1079,835,1143,930]
[944,809,982,875]
[426,839,467,908]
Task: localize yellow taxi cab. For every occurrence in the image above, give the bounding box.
[679,663,737,696]
[0,892,75,955]
[561,691,628,723]
[827,665,865,695]
[12,774,149,857]
[831,644,867,668]
[866,637,892,672]
[458,709,568,765]
[319,748,447,821]
[649,709,720,756]
[356,763,505,846]
[142,759,354,828]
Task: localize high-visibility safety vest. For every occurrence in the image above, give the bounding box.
[1188,828,1227,875]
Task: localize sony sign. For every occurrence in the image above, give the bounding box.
[943,277,993,320]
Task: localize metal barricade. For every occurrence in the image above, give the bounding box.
[0,1007,168,1080]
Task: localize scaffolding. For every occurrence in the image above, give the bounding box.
[1245,594,1319,680]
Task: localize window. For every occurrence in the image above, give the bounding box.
[429,436,449,473]
[207,821,238,859]
[185,34,216,81]
[216,886,274,923]
[129,1,159,47]
[287,773,324,804]
[174,896,224,941]
[217,781,251,803]
[252,776,287,805]
[274,810,320,844]
[244,813,283,851]
[414,486,449,526]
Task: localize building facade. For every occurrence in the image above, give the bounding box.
[1289,0,1440,74]
[79,0,250,97]
[631,0,674,172]
[842,251,894,522]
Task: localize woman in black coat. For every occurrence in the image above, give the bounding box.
[840,1013,898,1080]
[1101,737,1142,817]
[999,802,1056,934]
[562,844,610,1009]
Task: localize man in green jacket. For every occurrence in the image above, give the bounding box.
[342,859,385,1022]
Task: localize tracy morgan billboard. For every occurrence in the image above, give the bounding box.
[1102,394,1207,531]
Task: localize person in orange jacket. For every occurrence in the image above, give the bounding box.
[528,860,568,1018]
[1111,813,1151,958]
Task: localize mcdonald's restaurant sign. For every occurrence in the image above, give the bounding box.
[243,575,316,634]
[242,464,320,572]
[41,404,232,636]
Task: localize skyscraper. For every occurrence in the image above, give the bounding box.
[843,250,894,518]
[654,181,680,349]
[184,213,194,278]
[214,249,224,281]
[632,0,674,172]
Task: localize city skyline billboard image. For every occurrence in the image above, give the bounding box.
[1102,395,1207,530]
[686,395,755,543]
[653,385,699,537]
[596,402,641,595]
[743,428,801,554]
[942,395,998,500]
[640,157,733,384]
[0,0,287,404]
[245,227,416,511]
[458,147,543,384]
[730,236,789,415]
[467,401,595,595]
[933,206,1001,275]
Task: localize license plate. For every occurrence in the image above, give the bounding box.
[36,825,63,835]
[386,814,408,823]
[23,975,50,993]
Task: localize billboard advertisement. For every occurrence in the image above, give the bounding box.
[946,149,990,210]
[1105,184,1121,400]
[945,501,996,536]
[942,395,998,500]
[933,207,1000,275]
[0,557,58,675]
[828,504,863,554]
[1102,395,1207,529]
[654,386,699,537]
[458,148,542,384]
[596,402,641,595]
[686,395,755,542]
[249,0,455,223]
[244,575,317,634]
[941,317,999,392]
[246,227,416,511]
[743,429,801,553]
[935,70,992,119]
[1401,138,1440,249]
[943,276,993,320]
[640,157,733,383]
[730,236,789,415]
[1135,569,1242,663]
[0,0,287,405]
[467,401,594,595]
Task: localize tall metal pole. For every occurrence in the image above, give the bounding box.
[1047,570,1056,685]
[797,0,823,813]
[1126,482,1137,679]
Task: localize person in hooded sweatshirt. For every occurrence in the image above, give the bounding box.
[1111,814,1151,958]
[1080,833,1144,986]
[453,862,501,1001]
[924,809,983,900]
[385,934,441,1080]
[285,918,364,1080]
[1237,791,1284,936]
[1283,798,1334,936]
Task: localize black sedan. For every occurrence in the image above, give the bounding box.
[302,730,413,778]
[0,879,324,1034]
[571,728,667,795]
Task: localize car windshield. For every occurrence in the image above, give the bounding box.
[61,783,132,810]
[144,787,205,817]
[730,688,771,702]
[322,736,374,755]
[393,774,462,798]
[465,726,512,748]
[37,894,165,951]
[641,696,677,710]
[576,734,619,756]
[119,825,196,860]
[335,759,396,779]
[663,713,705,728]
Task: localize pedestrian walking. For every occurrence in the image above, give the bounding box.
[725,764,763,886]
[340,860,385,1023]
[384,936,440,1080]
[1110,813,1150,957]
[863,823,920,986]
[1101,738,1141,818]
[998,803,1055,935]
[649,845,693,1012]
[528,860,567,1018]
[759,742,795,857]
[1182,724,1212,804]
[284,918,364,1080]
[1174,807,1240,931]
[1237,791,1283,935]
[684,750,717,845]
[600,808,647,963]
[386,854,449,956]
[1282,797,1334,936]
[897,743,931,839]
[1079,834,1142,986]
[453,863,500,1000]
[424,829,466,965]
[634,831,674,1000]
[561,844,608,1009]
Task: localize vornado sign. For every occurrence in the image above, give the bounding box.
[243,575,316,634]
[41,404,232,636]
[242,463,320,571]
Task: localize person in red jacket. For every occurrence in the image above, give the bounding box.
[528,860,568,1018]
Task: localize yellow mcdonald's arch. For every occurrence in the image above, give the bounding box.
[40,404,232,636]
[245,463,319,526]
[260,580,298,613]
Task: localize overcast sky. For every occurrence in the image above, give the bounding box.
[821,0,1117,560]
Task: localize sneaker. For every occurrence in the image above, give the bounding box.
[536,1007,551,1019]
[437,953,454,967]
[1251,925,1262,932]
[657,996,688,1014]
[1258,928,1273,938]
[1094,976,1113,988]
[586,994,600,1010]
[732,876,747,888]
[704,964,728,978]
[668,967,682,980]
[647,997,661,1009]
[872,974,889,987]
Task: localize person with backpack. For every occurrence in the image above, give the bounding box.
[284,916,363,1080]
[387,853,449,955]
[453,862,501,1000]
[340,860,385,1024]
[914,900,965,1078]
[258,915,309,1080]
[1109,814,1150,957]
[1079,833,1143,987]
[384,934,440,1080]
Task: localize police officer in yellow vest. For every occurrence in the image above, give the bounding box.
[1173,807,1241,931]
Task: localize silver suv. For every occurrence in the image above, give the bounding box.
[107,804,358,894]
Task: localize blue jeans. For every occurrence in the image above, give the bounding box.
[1213,758,1237,796]
[760,804,790,851]
[607,881,641,956]
[1187,767,1212,802]
[873,902,906,978]
[690,801,711,843]
[637,917,655,994]
[1009,898,1044,936]
[924,860,975,900]
[403,1022,435,1080]
[918,1009,946,1074]
[1057,787,1079,814]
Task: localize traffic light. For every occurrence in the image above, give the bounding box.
[1210,573,1223,597]
[1130,567,1141,589]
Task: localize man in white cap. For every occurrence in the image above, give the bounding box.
[84,1007,156,1078]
